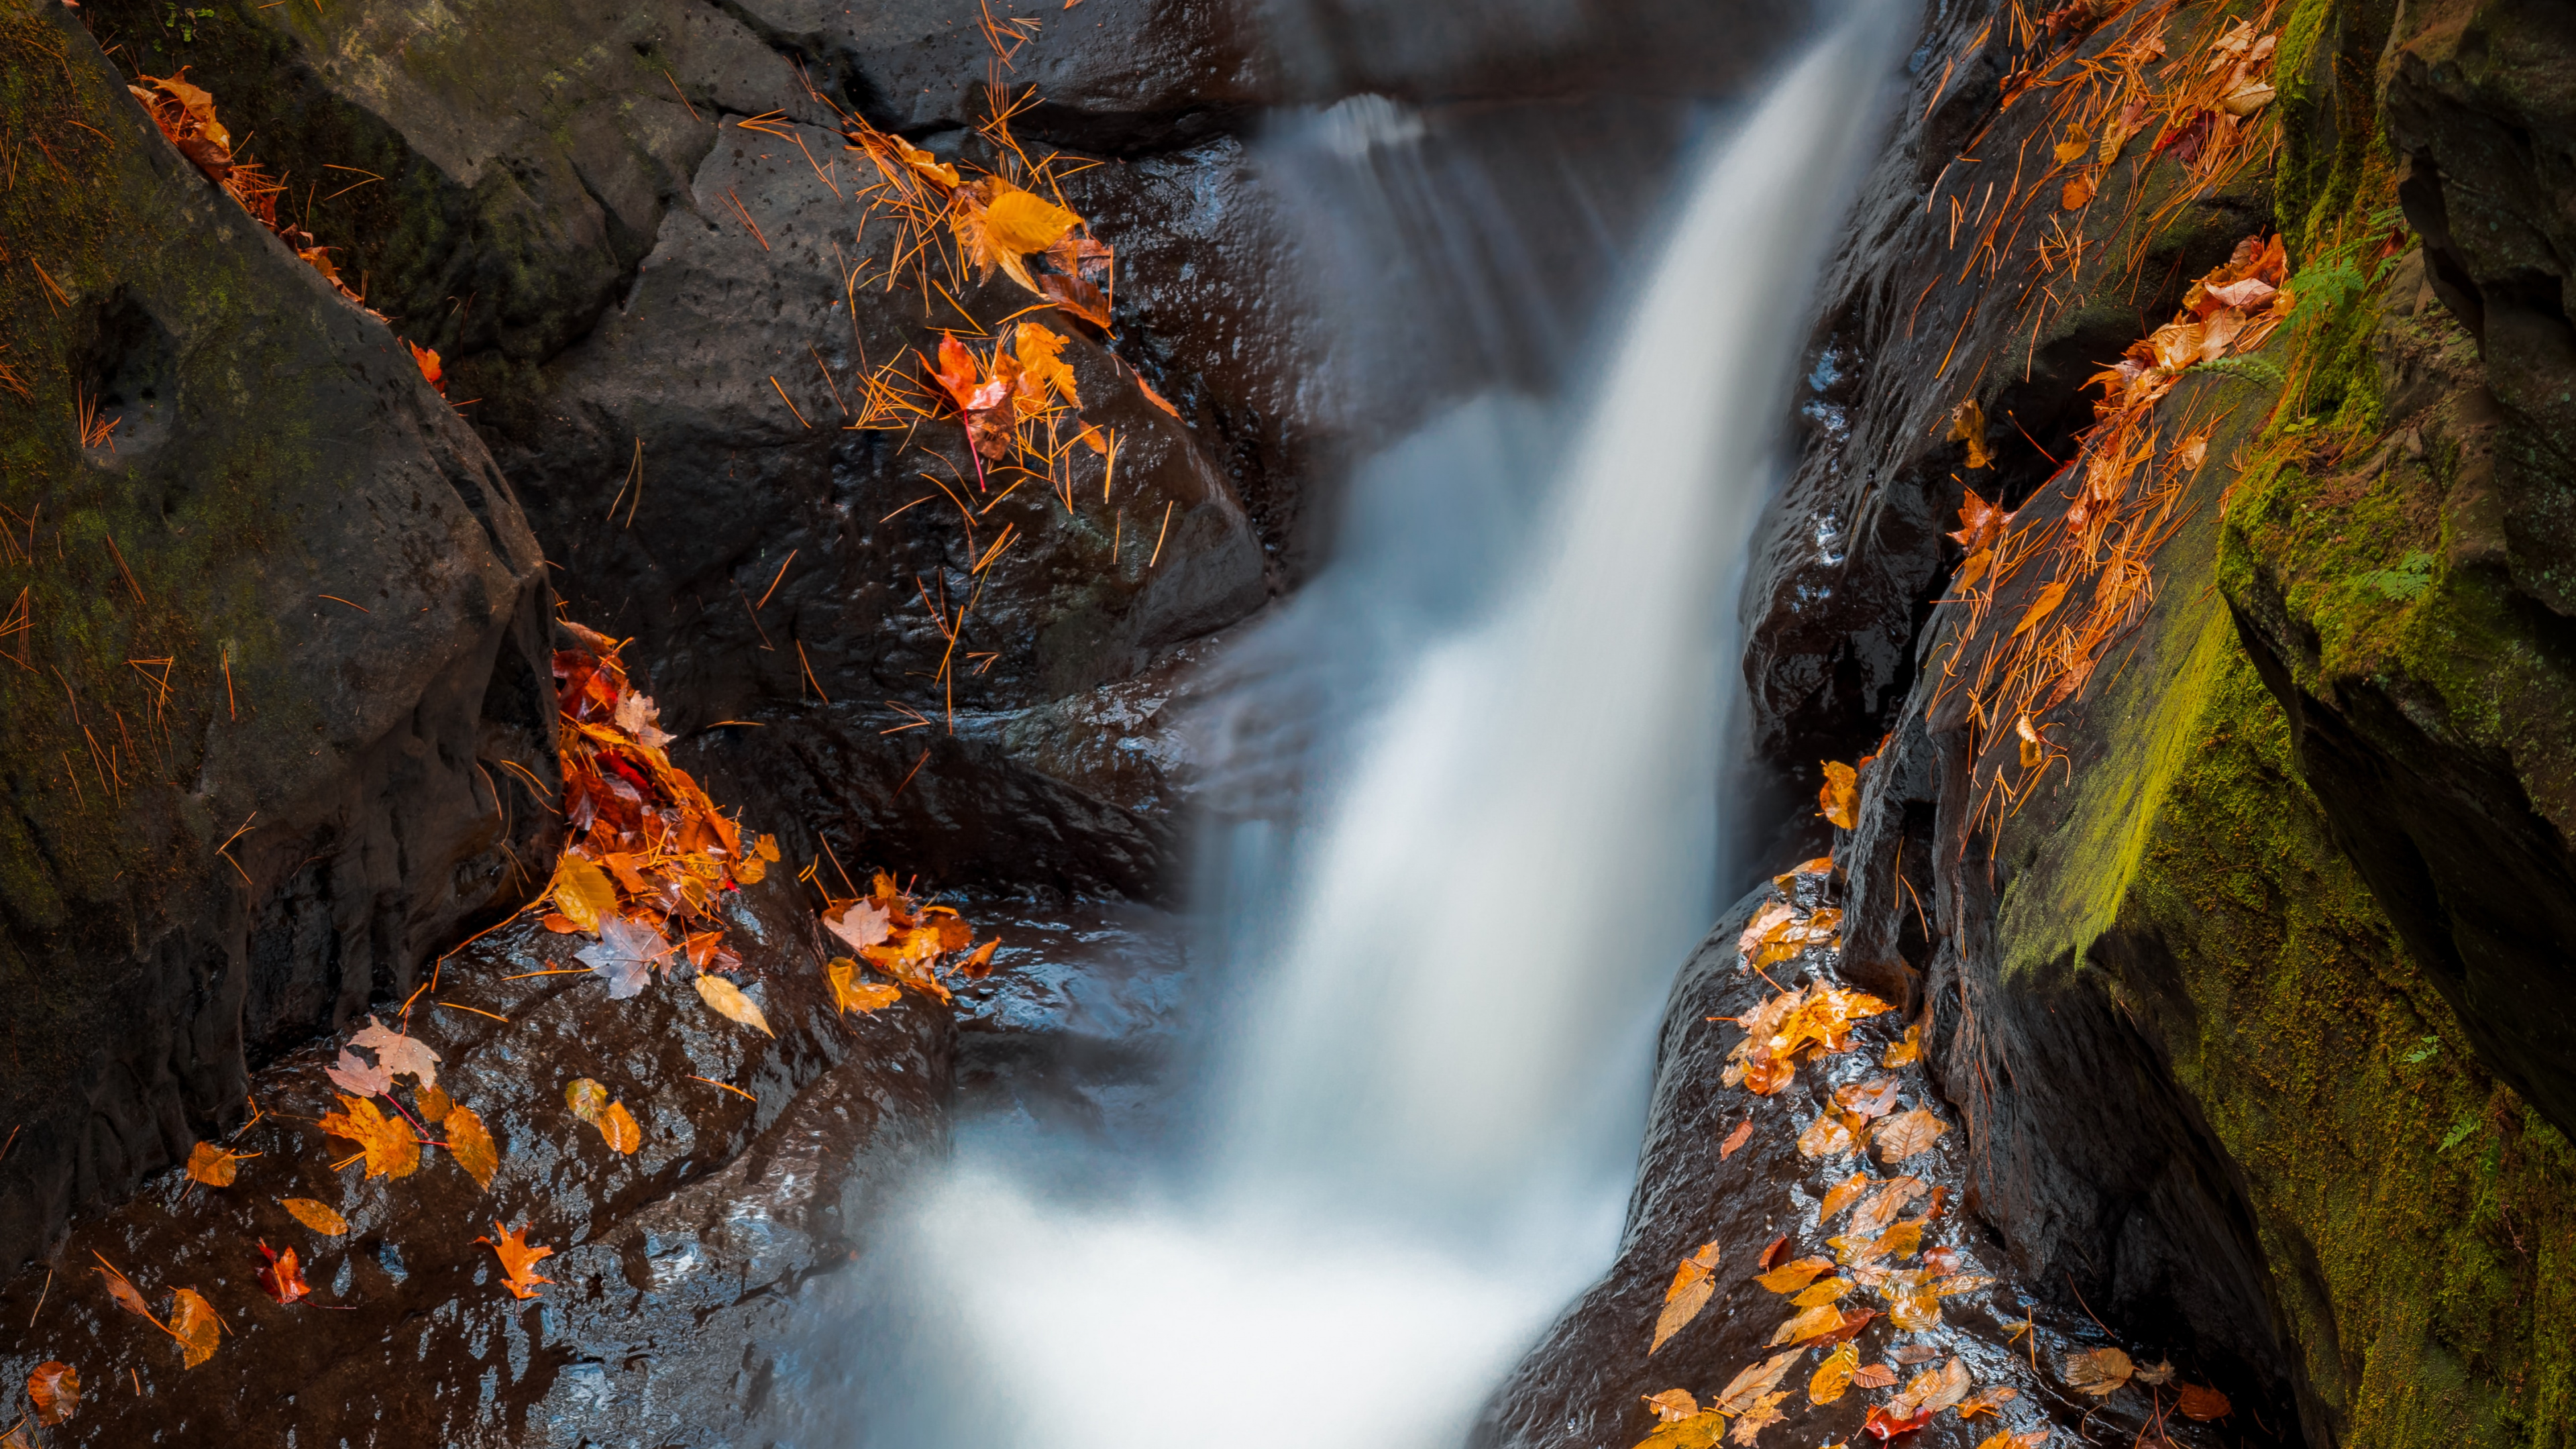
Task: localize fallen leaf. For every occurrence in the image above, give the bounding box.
[1633,1411,1729,1449]
[1872,1219,1927,1259]
[1888,1357,1972,1417]
[1892,1344,1941,1364]
[1864,1404,1933,1440]
[1720,1119,1755,1159]
[350,1015,441,1089]
[1835,1077,1904,1120]
[477,1220,554,1299]
[2062,1346,2135,1396]
[280,1197,350,1235]
[1973,1435,2049,1449]
[1768,1302,1848,1346]
[564,1077,611,1124]
[185,1140,241,1187]
[2133,1360,2176,1387]
[27,1361,77,1424]
[597,1100,641,1155]
[1809,1340,1859,1405]
[1798,1113,1856,1159]
[1652,1241,1723,1354]
[319,1093,420,1179]
[2176,1382,2233,1420]
[1852,1363,1899,1388]
[1948,399,1993,470]
[578,913,669,999]
[693,973,775,1037]
[1725,1393,1788,1446]
[168,1287,221,1366]
[2220,80,2274,116]
[1759,1235,1788,1269]
[826,899,894,953]
[1712,1352,1802,1413]
[548,853,619,934]
[2061,172,2096,209]
[256,1240,311,1306]
[1874,1108,1951,1163]
[417,1085,455,1124]
[2016,713,2046,769]
[324,1048,394,1098]
[1955,1386,2019,1418]
[1884,1025,1924,1067]
[955,938,1002,979]
[1642,1389,1700,1424]
[828,957,904,1014]
[408,340,444,395]
[1936,1275,1998,1297]
[2012,578,2072,639]
[1819,761,1860,829]
[1819,1172,1874,1224]
[445,1105,500,1190]
[1755,1256,1835,1293]
[1886,1279,1943,1332]
[1131,367,1182,418]
[1792,1276,1853,1307]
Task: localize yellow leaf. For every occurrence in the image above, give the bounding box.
[1887,1279,1943,1332]
[2012,579,2072,639]
[1754,1256,1834,1293]
[319,1093,419,1179]
[168,1287,222,1367]
[1015,323,1081,408]
[1664,1240,1721,1301]
[1851,1177,1927,1235]
[1817,760,1860,830]
[1642,1389,1699,1424]
[564,1077,610,1124]
[1819,1172,1873,1224]
[986,186,1081,256]
[694,973,775,1037]
[549,853,618,933]
[1884,1024,1923,1067]
[1632,1411,1729,1449]
[1711,1351,1802,1413]
[1975,1434,2051,1449]
[1948,399,1993,470]
[184,1141,239,1187]
[416,1085,454,1124]
[1874,1108,1951,1163]
[1872,1220,1925,1258]
[445,1105,500,1190]
[1767,1301,1847,1346]
[1888,1356,1971,1416]
[1725,1393,1788,1446]
[2061,172,2096,209]
[280,1197,350,1235]
[598,1099,641,1155]
[1652,1275,1715,1354]
[1796,1113,1854,1159]
[1808,1341,1858,1405]
[1791,1276,1852,1307]
[828,957,903,1014]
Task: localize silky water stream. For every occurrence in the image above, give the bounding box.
[818,15,1895,1448]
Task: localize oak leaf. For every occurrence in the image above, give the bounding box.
[27,1362,76,1425]
[319,1093,420,1179]
[1874,1108,1949,1163]
[1809,1340,1858,1405]
[694,973,775,1037]
[2061,1346,2134,1396]
[446,1105,500,1190]
[168,1287,221,1366]
[256,1240,311,1306]
[548,853,619,934]
[478,1220,554,1299]
[1818,761,1860,829]
[280,1197,349,1235]
[350,1015,441,1089]
[2176,1383,2233,1420]
[185,1140,242,1187]
[580,913,669,998]
[828,957,903,1014]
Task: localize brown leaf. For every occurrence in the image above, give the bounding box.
[1817,761,1860,830]
[1759,1234,1788,1269]
[280,1197,349,1236]
[1754,1256,1834,1293]
[350,1015,441,1089]
[1725,1393,1787,1446]
[1874,1108,1950,1163]
[2061,172,2096,209]
[168,1287,221,1367]
[2061,1346,2135,1396]
[1948,399,1994,470]
[1851,1363,1898,1389]
[445,1105,500,1190]
[1796,1113,1855,1159]
[1886,1278,1943,1332]
[185,1140,241,1187]
[1834,1077,1903,1120]
[1719,1119,1754,1160]
[2176,1383,2233,1420]
[1888,1356,1972,1417]
[1808,1340,1858,1405]
[955,938,1002,980]
[27,1361,77,1424]
[1956,1386,2020,1419]
[1653,1277,1716,1355]
[416,1085,455,1125]
[319,1093,420,1179]
[1851,1177,1927,1235]
[1711,1351,1802,1413]
[477,1220,555,1299]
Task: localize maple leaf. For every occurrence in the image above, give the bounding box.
[1719,1119,1754,1160]
[407,340,445,395]
[185,1140,242,1187]
[1817,761,1860,829]
[168,1287,222,1366]
[27,1361,77,1425]
[319,1093,420,1179]
[477,1220,554,1299]
[1725,1393,1787,1446]
[350,1015,441,1089]
[324,1048,394,1097]
[694,973,775,1036]
[280,1197,349,1235]
[828,957,903,1015]
[1712,1352,1802,1414]
[1948,399,1994,470]
[548,853,619,934]
[1809,1340,1858,1405]
[2061,1346,2135,1395]
[578,913,669,999]
[256,1240,311,1306]
[1650,1240,1721,1354]
[2176,1382,2233,1420]
[446,1105,500,1190]
[1754,1256,1833,1293]
[1642,1389,1699,1424]
[826,899,894,953]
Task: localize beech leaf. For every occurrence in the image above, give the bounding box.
[1874,1108,1950,1163]
[1754,1256,1834,1293]
[564,1077,610,1124]
[1797,1113,1856,1159]
[1768,1301,1848,1346]
[1809,1340,1858,1405]
[416,1085,454,1124]
[280,1197,349,1235]
[28,1361,77,1425]
[1888,1356,1972,1417]
[2061,1346,2135,1396]
[1711,1351,1801,1414]
[694,973,775,1037]
[1819,1172,1873,1224]
[184,1140,241,1187]
[2176,1383,2233,1420]
[1633,1412,1729,1449]
[445,1105,500,1190]
[168,1287,222,1366]
[1651,1240,1721,1354]
[598,1100,642,1155]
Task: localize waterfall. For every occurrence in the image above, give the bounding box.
[844,13,1894,1447]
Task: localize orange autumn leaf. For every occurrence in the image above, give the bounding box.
[408,340,445,396]
[1948,398,1993,470]
[1808,1340,1858,1405]
[417,1084,455,1124]
[1642,1389,1701,1424]
[1791,1276,1852,1308]
[547,853,618,934]
[1884,1024,1924,1067]
[1711,1350,1801,1413]
[477,1220,554,1299]
[2060,172,2096,209]
[1132,367,1181,419]
[1796,1113,1856,1159]
[1817,760,1860,829]
[1767,1301,1849,1346]
[1754,1256,1834,1293]
[1819,1172,1873,1223]
[168,1287,222,1367]
[1973,1434,2049,1449]
[2062,1346,2135,1396]
[564,1077,610,1124]
[2176,1382,2233,1420]
[185,1140,244,1187]
[1874,1108,1950,1163]
[256,1240,311,1306]
[1852,1362,1898,1389]
[828,957,903,1015]
[1633,1411,1729,1449]
[1719,1118,1754,1160]
[597,1099,642,1155]
[27,1362,76,1424]
[1887,1356,1970,1417]
[1651,1240,1721,1354]
[445,1104,500,1190]
[319,1093,420,1179]
[280,1197,350,1236]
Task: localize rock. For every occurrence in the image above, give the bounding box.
[0,6,549,1276]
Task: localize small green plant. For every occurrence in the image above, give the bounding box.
[2402,1034,2440,1064]
[2441,1114,2483,1152]
[2358,550,2435,601]
[162,3,218,42]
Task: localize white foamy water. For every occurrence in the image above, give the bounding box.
[861,15,1894,1448]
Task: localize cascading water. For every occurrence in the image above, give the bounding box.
[831,12,1894,1447]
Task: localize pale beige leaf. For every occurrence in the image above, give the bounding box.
[1874,1108,1950,1162]
[1711,1351,1802,1413]
[1652,1276,1716,1355]
[694,973,775,1037]
[2062,1346,2135,1396]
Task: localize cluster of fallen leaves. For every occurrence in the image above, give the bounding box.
[2057,1346,2234,1421]
[822,870,1000,1011]
[1931,229,2288,834]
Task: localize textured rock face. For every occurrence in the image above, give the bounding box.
[0,5,551,1277]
